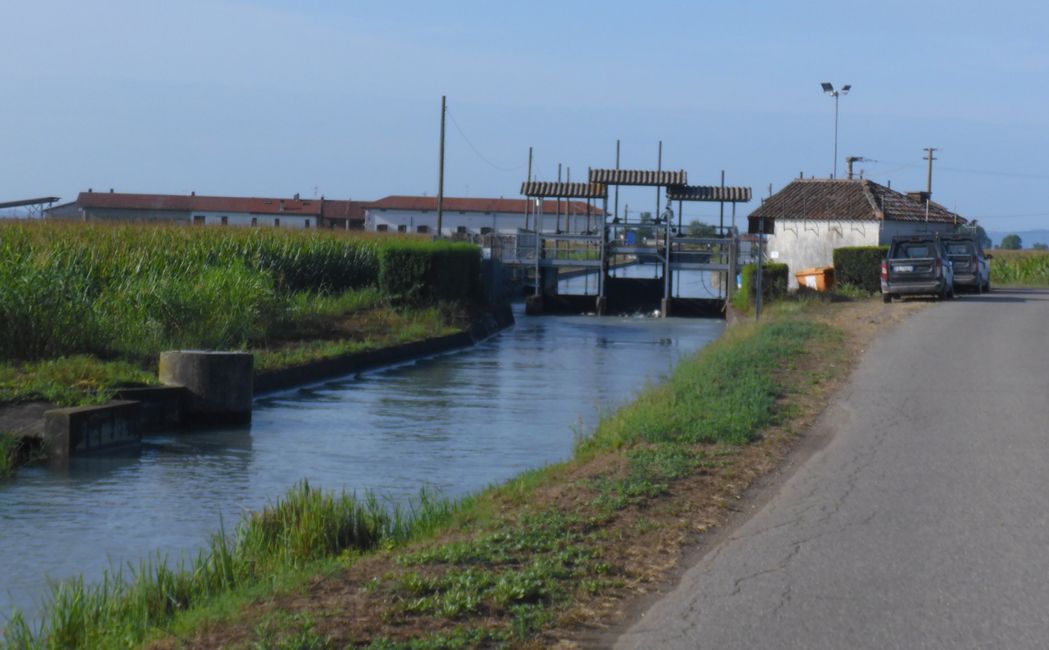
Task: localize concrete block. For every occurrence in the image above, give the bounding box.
[44,400,141,460]
[115,386,189,431]
[159,351,253,424]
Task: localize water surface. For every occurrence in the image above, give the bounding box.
[0,303,723,619]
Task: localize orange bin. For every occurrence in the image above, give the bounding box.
[795,266,835,292]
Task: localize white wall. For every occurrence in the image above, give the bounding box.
[190,211,314,229]
[768,218,961,288]
[365,208,597,236]
[767,219,880,289]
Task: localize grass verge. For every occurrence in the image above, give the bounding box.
[0,356,158,407]
[4,297,887,649]
[0,299,465,407]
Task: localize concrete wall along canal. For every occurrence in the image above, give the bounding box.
[34,306,516,460]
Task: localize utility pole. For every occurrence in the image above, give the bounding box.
[719,169,725,232]
[924,147,937,195]
[655,140,663,229]
[656,141,663,281]
[436,95,446,238]
[557,163,562,235]
[924,147,937,223]
[525,146,533,230]
[614,139,620,227]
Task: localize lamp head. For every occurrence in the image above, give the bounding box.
[841,84,852,94]
[821,82,834,94]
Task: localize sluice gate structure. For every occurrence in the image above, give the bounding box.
[516,168,752,317]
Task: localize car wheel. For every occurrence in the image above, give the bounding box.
[883,293,892,304]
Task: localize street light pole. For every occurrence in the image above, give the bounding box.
[821,82,851,179]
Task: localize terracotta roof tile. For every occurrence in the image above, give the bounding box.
[77,192,324,216]
[747,179,964,233]
[368,195,604,216]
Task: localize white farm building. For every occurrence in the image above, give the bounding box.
[748,179,966,288]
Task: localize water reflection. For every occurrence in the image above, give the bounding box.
[0,305,722,620]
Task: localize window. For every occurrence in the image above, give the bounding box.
[377,224,389,232]
[480,227,493,235]
[193,215,205,226]
[274,218,280,228]
[456,226,467,234]
[251,217,258,227]
[397,225,407,233]
[220,216,228,226]
[417,225,430,234]
[304,219,310,229]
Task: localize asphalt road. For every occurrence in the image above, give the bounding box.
[615,289,1049,650]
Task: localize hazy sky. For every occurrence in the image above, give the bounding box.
[3,0,1048,231]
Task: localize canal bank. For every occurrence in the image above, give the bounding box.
[5,297,896,648]
[0,304,724,627]
[0,306,516,471]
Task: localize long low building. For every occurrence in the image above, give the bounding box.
[45,190,366,230]
[44,191,604,237]
[364,195,604,236]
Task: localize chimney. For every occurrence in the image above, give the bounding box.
[191,191,196,196]
[109,188,114,193]
[906,191,930,203]
[293,193,300,200]
[88,188,93,193]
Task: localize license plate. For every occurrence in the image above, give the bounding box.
[895,265,913,273]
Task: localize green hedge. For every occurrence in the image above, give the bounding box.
[739,262,789,305]
[378,241,481,306]
[833,246,888,293]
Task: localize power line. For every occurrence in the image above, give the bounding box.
[866,159,1049,181]
[445,108,524,173]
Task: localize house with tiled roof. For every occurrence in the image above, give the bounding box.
[364,195,605,236]
[747,178,966,288]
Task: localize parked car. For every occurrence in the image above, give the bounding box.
[942,235,991,293]
[881,235,955,303]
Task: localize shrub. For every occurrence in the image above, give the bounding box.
[738,262,788,306]
[378,241,481,306]
[833,246,888,294]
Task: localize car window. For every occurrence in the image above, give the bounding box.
[946,243,973,255]
[897,243,933,258]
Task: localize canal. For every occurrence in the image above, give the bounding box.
[0,300,724,620]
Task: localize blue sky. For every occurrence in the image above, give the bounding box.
[3,0,1049,232]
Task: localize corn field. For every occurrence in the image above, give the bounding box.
[0,221,480,363]
[989,250,1049,287]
